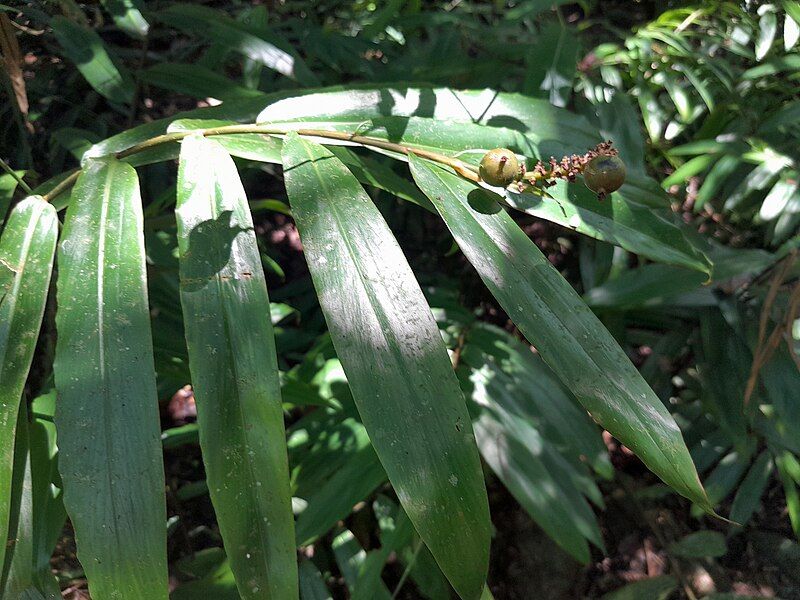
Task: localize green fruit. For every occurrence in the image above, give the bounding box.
[583,155,626,196]
[479,148,520,187]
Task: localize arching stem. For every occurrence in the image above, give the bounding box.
[43,124,480,203]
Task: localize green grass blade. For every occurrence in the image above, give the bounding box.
[53,159,168,598]
[176,135,298,600]
[409,156,713,513]
[281,133,490,600]
[0,197,57,576]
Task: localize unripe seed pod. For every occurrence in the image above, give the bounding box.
[479,148,520,187]
[583,155,626,197]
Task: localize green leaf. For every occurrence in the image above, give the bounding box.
[504,182,712,275]
[0,171,25,228]
[281,133,490,600]
[694,449,753,517]
[141,63,268,102]
[462,324,612,481]
[0,198,57,577]
[742,54,800,78]
[466,381,600,563]
[332,529,391,600]
[99,0,149,39]
[158,4,319,86]
[695,155,742,212]
[176,135,298,599]
[662,154,719,188]
[53,159,168,598]
[668,531,727,558]
[50,16,135,104]
[601,575,677,600]
[583,264,711,310]
[351,497,414,600]
[729,451,774,527]
[258,86,601,157]
[2,405,35,597]
[171,549,239,600]
[523,21,578,107]
[756,8,778,60]
[290,413,386,545]
[299,560,332,600]
[776,451,800,538]
[408,156,713,512]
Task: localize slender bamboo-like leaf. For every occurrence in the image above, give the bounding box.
[504,183,711,275]
[0,197,57,576]
[523,21,578,107]
[176,135,297,599]
[332,529,391,600]
[171,549,239,600]
[1,401,60,599]
[281,133,490,600]
[0,171,25,228]
[141,64,267,102]
[290,415,386,546]
[28,391,65,598]
[2,405,34,597]
[409,156,713,512]
[258,86,600,156]
[53,159,168,598]
[299,560,332,600]
[729,451,774,526]
[158,4,318,85]
[668,531,727,558]
[50,16,135,104]
[100,0,149,39]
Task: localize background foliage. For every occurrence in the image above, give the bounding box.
[1,1,799,599]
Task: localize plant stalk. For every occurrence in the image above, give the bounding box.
[43,124,480,203]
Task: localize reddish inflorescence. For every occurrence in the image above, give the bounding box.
[515,140,623,199]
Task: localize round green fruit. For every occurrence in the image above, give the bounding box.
[479,148,520,187]
[583,155,626,196]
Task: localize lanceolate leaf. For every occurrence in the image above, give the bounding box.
[100,0,149,39]
[258,86,600,156]
[504,183,711,275]
[408,156,713,512]
[281,133,490,600]
[176,135,297,600]
[50,16,135,105]
[158,4,318,86]
[53,159,168,598]
[0,198,57,576]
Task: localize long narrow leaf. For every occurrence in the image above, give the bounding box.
[50,16,135,104]
[159,4,318,86]
[504,183,711,275]
[409,156,713,512]
[0,197,57,576]
[176,135,298,599]
[281,133,490,600]
[53,159,168,598]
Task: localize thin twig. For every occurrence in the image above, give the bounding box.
[42,169,80,203]
[0,156,33,195]
[743,251,797,407]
